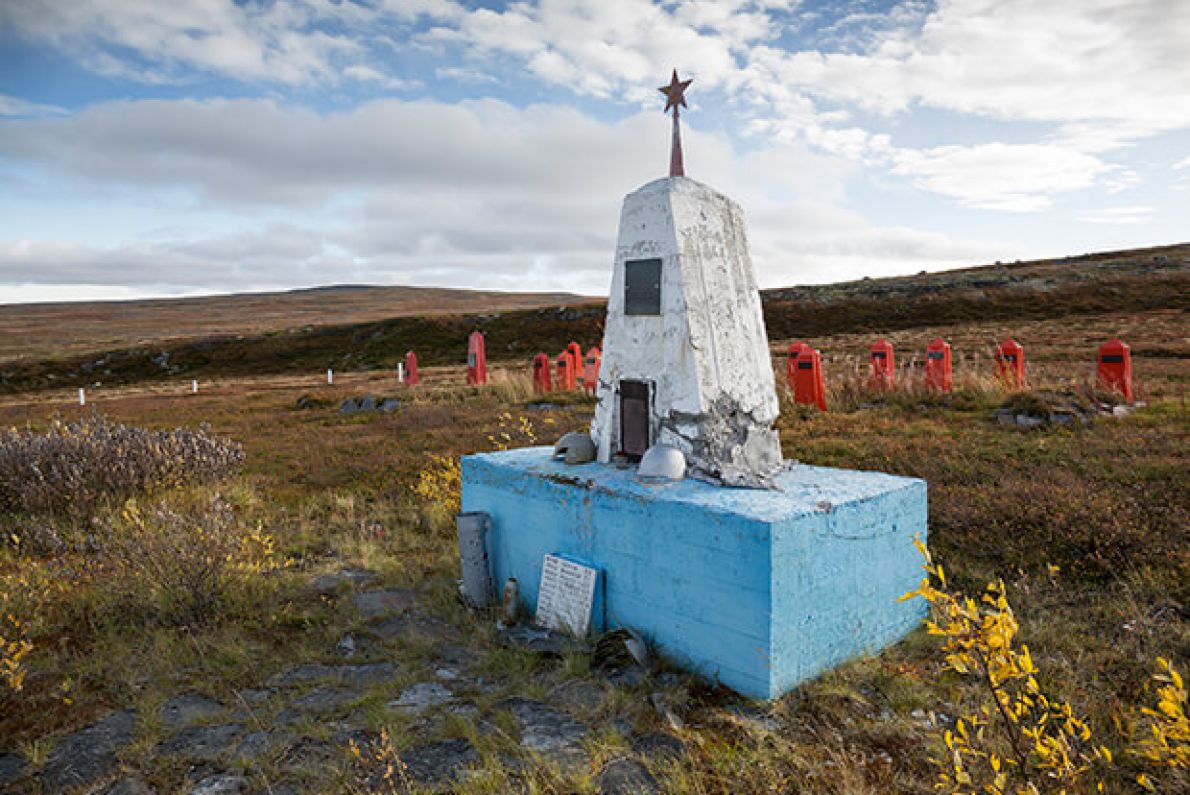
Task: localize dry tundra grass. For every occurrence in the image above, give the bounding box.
[0,305,1185,793]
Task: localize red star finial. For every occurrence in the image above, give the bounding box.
[658,69,692,177]
[659,69,692,114]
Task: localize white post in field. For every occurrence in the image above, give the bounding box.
[397,362,405,384]
[327,368,334,385]
[191,379,198,393]
[78,388,86,406]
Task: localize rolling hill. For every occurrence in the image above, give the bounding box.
[0,243,1185,394]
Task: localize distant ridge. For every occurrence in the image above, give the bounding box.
[0,242,1185,394]
[0,284,597,363]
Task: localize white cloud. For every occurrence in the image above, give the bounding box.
[0,0,460,86]
[889,143,1111,211]
[1075,206,1154,225]
[0,94,67,117]
[425,0,1190,208]
[1175,156,1190,171]
[5,1,1186,215]
[0,95,1000,294]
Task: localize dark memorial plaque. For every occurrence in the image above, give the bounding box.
[619,379,651,457]
[1101,354,1124,363]
[624,258,662,315]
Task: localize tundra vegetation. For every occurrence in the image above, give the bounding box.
[0,249,1186,794]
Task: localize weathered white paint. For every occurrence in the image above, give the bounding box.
[590,176,782,487]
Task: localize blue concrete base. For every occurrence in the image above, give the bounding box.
[461,448,927,700]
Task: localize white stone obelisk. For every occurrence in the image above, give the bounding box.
[589,71,782,488]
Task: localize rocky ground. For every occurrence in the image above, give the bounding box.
[0,567,699,795]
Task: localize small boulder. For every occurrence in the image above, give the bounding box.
[0,753,27,786]
[189,774,247,795]
[497,624,582,656]
[387,682,455,714]
[156,723,244,761]
[598,757,658,795]
[494,697,589,759]
[286,686,359,716]
[312,567,377,594]
[401,738,478,784]
[630,732,686,762]
[354,588,423,620]
[159,692,224,729]
[99,776,156,795]
[41,709,138,791]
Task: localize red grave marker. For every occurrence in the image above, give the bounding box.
[793,346,827,411]
[995,338,1026,389]
[532,352,552,394]
[1097,338,1133,402]
[467,331,488,386]
[924,337,952,393]
[869,339,895,391]
[404,351,420,386]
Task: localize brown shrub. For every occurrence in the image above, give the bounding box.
[0,414,242,522]
[96,496,275,627]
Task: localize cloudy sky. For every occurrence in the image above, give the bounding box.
[1,0,1187,303]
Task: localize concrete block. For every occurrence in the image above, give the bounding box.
[461,447,927,700]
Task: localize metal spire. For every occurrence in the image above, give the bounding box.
[659,69,692,177]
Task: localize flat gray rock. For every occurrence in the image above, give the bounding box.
[156,723,243,761]
[99,776,156,795]
[289,686,359,714]
[605,665,649,688]
[725,704,779,733]
[598,757,658,795]
[312,567,376,594]
[235,730,290,761]
[41,709,137,791]
[355,588,423,620]
[332,724,376,749]
[630,732,686,762]
[233,688,274,706]
[0,753,27,786]
[497,624,582,656]
[277,737,338,774]
[435,645,474,666]
[387,682,455,714]
[495,697,588,757]
[189,774,247,795]
[266,662,396,689]
[550,679,606,713]
[368,613,445,641]
[402,738,478,784]
[160,692,225,729]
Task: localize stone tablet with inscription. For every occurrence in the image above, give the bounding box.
[536,554,598,636]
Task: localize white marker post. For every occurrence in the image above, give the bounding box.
[191,379,198,394]
[78,388,86,406]
[397,362,405,384]
[327,368,334,385]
